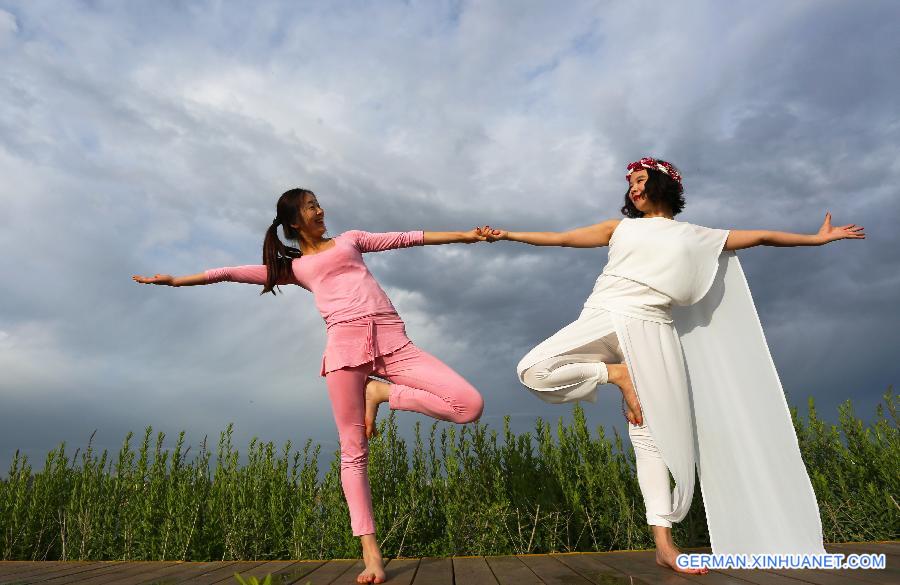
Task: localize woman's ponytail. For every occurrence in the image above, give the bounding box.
[262,190,309,295]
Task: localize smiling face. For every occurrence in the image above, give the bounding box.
[627,169,650,211]
[293,192,326,240]
[621,162,685,219]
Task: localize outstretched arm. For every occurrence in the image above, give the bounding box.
[482,220,620,248]
[132,272,209,287]
[724,212,865,251]
[423,228,488,245]
[350,229,485,251]
[133,265,297,287]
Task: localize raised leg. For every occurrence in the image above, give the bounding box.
[520,355,642,425]
[371,343,484,426]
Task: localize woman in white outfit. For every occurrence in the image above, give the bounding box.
[482,157,864,574]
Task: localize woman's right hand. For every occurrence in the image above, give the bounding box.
[479,226,508,242]
[132,274,176,286]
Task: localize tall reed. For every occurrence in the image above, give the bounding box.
[0,391,896,561]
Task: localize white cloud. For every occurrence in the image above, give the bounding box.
[0,9,17,41]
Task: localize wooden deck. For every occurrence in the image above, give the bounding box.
[0,542,895,584]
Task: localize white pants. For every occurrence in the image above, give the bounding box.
[520,315,674,528]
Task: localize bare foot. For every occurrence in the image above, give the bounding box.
[359,538,387,583]
[607,363,643,425]
[356,562,386,583]
[364,378,390,440]
[656,545,709,575]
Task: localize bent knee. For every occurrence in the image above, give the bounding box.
[339,439,369,468]
[452,387,484,424]
[520,365,550,390]
[340,451,368,471]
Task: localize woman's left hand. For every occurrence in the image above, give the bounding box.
[817,212,866,243]
[461,227,490,243]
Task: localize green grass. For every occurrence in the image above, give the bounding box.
[1,390,896,561]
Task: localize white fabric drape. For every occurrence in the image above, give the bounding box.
[673,253,825,554]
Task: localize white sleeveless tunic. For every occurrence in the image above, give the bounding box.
[517,217,825,555]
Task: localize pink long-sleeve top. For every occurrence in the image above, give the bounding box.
[205,230,425,375]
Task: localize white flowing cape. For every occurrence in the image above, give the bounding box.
[518,218,825,554]
[673,253,824,554]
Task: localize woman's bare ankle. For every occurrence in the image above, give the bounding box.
[607,364,643,425]
[606,363,625,385]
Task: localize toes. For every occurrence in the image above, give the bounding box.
[365,413,378,439]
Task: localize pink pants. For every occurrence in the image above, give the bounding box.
[325,341,484,536]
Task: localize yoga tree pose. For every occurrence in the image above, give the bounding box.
[480,158,864,574]
[134,188,487,584]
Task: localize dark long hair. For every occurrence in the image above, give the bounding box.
[261,188,311,295]
[620,165,686,218]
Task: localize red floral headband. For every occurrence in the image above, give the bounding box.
[625,157,682,185]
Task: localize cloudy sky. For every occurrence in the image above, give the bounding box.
[2,0,898,474]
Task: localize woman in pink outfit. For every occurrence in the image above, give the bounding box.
[133,187,485,584]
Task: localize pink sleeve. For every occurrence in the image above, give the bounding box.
[345,230,425,253]
[205,265,297,286]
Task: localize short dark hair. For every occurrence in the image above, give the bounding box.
[620,167,686,218]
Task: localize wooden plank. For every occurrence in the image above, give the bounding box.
[870,542,900,556]
[266,560,327,585]
[295,559,357,585]
[0,562,68,578]
[30,561,127,584]
[186,560,267,584]
[87,561,184,583]
[552,553,655,585]
[517,554,594,585]
[0,576,38,585]
[0,562,107,582]
[819,545,900,585]
[9,561,116,585]
[128,561,237,585]
[0,561,93,580]
[41,561,180,584]
[778,567,899,585]
[484,556,542,585]
[452,556,497,585]
[711,569,812,585]
[583,551,685,583]
[410,557,451,585]
[387,558,420,585]
[327,559,367,585]
[231,561,301,583]
[764,568,880,585]
[828,542,899,558]
[595,551,743,584]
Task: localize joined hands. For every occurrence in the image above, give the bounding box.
[475,225,507,242]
